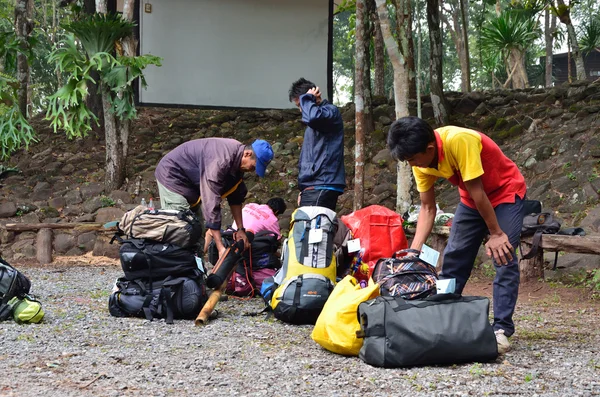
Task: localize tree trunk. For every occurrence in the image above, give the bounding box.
[95,0,107,13]
[395,0,416,100]
[507,48,529,89]
[354,0,367,211]
[416,0,422,118]
[459,0,471,92]
[370,0,385,97]
[85,0,104,132]
[441,6,469,92]
[14,0,33,119]
[544,9,555,87]
[427,0,449,125]
[374,0,412,215]
[555,0,587,81]
[495,0,501,16]
[102,84,124,191]
[119,0,137,162]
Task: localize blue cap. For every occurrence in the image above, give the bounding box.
[251,139,274,178]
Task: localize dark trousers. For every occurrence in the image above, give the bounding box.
[440,196,523,337]
[299,189,341,211]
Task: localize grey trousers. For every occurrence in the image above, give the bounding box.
[156,180,205,256]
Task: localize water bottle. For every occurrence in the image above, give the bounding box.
[140,198,147,207]
[148,197,155,210]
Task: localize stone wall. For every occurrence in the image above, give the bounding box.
[1,79,599,264]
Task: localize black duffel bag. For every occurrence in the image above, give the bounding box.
[108,269,207,324]
[117,238,198,280]
[357,294,498,368]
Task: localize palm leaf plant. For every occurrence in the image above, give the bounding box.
[480,10,540,89]
[579,17,600,55]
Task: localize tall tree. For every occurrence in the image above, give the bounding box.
[427,0,449,125]
[552,0,586,80]
[544,8,557,86]
[394,0,416,100]
[441,0,471,92]
[374,0,412,214]
[84,0,104,128]
[368,0,385,97]
[354,0,367,211]
[481,11,539,89]
[14,0,33,118]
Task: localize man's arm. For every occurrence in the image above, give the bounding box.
[230,203,249,250]
[299,89,339,131]
[463,177,513,265]
[410,187,437,252]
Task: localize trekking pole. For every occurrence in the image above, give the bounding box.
[195,234,252,326]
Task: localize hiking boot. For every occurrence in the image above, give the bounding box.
[495,329,511,354]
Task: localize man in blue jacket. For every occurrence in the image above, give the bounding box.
[289,78,345,211]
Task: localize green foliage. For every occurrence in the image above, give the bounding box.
[46,13,162,138]
[0,73,37,159]
[579,17,600,55]
[100,195,115,208]
[62,13,135,57]
[481,10,540,57]
[587,269,600,293]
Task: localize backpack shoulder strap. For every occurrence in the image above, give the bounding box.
[521,229,543,260]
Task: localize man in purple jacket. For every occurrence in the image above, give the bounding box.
[155,138,274,258]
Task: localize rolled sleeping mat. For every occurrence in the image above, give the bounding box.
[206,232,253,289]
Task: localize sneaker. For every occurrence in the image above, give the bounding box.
[495,329,511,354]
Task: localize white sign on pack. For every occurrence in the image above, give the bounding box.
[308,229,324,244]
[419,244,440,267]
[347,238,361,253]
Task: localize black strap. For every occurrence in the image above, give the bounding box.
[521,229,543,260]
[0,303,12,321]
[288,275,303,319]
[141,294,155,321]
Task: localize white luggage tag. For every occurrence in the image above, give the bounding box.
[347,238,361,253]
[308,228,324,244]
[419,244,440,267]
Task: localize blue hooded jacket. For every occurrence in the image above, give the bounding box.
[297,93,346,191]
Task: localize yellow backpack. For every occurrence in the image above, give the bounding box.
[271,206,338,324]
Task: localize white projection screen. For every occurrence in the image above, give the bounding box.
[137,0,333,109]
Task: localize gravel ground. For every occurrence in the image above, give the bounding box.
[1,261,599,397]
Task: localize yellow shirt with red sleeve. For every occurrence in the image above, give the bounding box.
[413,126,526,209]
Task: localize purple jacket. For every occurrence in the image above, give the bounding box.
[155,138,248,230]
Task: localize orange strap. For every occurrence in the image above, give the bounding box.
[191,179,243,209]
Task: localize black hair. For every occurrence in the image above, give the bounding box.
[288,78,316,102]
[387,116,436,161]
[267,197,287,216]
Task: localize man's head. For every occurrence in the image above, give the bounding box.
[241,139,274,177]
[289,77,321,109]
[387,116,437,168]
[266,197,287,217]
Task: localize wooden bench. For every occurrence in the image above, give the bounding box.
[4,223,117,265]
[406,226,600,281]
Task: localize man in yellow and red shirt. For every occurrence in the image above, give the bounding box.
[387,117,526,355]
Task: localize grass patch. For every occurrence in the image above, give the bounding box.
[517,329,558,341]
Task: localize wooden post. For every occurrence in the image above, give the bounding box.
[518,241,545,282]
[36,228,53,265]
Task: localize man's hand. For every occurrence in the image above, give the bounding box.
[235,229,250,251]
[485,231,514,265]
[306,87,322,104]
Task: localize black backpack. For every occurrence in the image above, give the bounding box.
[520,210,562,270]
[0,258,32,321]
[108,269,207,324]
[115,237,199,281]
